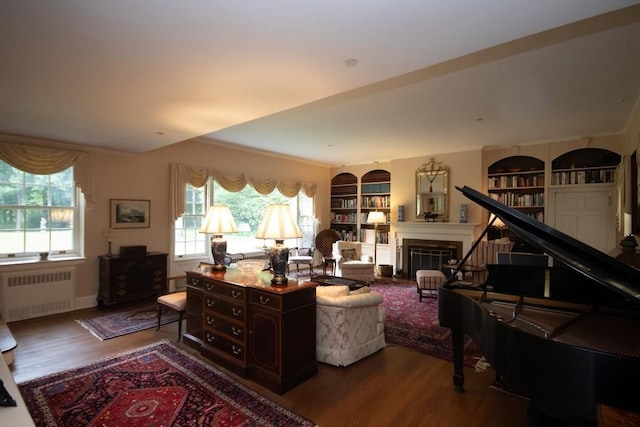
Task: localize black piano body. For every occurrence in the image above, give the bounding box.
[439,186,640,426]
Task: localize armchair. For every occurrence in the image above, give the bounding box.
[316,285,386,366]
[332,241,375,282]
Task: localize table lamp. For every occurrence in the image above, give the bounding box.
[199,203,238,270]
[255,202,302,286]
[367,211,386,274]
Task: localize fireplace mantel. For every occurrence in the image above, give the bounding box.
[390,222,480,273]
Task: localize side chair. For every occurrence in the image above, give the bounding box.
[287,246,315,277]
[157,275,187,341]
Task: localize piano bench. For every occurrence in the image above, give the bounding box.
[416,270,446,301]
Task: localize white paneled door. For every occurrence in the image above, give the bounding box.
[551,188,615,253]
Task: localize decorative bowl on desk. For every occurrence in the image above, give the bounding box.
[236,259,266,276]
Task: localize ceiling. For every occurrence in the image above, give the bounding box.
[2,1,640,167]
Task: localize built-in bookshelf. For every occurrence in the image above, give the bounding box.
[360,169,390,244]
[331,172,358,241]
[551,148,620,186]
[487,156,545,222]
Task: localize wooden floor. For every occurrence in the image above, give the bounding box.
[7,305,537,427]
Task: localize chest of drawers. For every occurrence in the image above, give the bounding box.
[98,252,167,305]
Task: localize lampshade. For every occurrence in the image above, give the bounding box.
[255,203,302,240]
[256,203,302,286]
[199,204,238,269]
[199,203,238,235]
[489,213,506,229]
[367,211,386,225]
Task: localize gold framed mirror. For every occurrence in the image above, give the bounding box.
[416,158,448,221]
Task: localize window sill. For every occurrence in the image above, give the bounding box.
[0,256,87,271]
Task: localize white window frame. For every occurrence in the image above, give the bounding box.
[0,161,82,261]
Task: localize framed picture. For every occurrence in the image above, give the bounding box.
[110,199,150,229]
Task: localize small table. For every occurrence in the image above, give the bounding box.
[322,257,336,275]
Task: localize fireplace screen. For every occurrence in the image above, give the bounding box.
[402,239,462,279]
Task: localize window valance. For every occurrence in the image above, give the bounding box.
[0,141,95,209]
[170,163,318,223]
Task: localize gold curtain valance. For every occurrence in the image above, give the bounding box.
[0,141,95,209]
[169,163,318,223]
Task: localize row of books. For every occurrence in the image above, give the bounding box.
[550,169,615,185]
[490,192,544,207]
[488,173,545,189]
[361,195,390,208]
[331,198,357,209]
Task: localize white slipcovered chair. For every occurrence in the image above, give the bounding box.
[315,285,386,367]
[332,241,375,282]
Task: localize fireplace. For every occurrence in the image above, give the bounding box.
[403,239,462,279]
[391,222,478,279]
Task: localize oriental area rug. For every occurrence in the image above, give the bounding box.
[76,302,180,340]
[370,281,484,368]
[18,341,316,427]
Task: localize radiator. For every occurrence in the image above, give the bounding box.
[1,267,76,322]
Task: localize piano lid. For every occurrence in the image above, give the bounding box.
[458,185,640,304]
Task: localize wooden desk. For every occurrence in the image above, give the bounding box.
[184,267,317,394]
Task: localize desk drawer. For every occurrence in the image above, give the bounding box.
[204,331,246,362]
[204,313,245,341]
[204,296,246,322]
[204,280,246,301]
[249,290,282,310]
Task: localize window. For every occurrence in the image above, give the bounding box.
[173,180,315,259]
[174,183,209,258]
[0,160,79,259]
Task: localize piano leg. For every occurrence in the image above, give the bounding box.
[451,327,465,393]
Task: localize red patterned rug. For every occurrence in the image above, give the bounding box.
[76,302,180,340]
[18,341,316,427]
[371,281,483,368]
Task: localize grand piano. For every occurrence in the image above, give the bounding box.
[439,186,640,426]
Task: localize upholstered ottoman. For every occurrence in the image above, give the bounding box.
[341,262,375,283]
[415,270,446,301]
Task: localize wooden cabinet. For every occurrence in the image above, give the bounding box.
[185,269,317,394]
[249,286,317,394]
[487,156,545,222]
[98,252,167,305]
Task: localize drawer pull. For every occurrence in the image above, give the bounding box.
[206,283,215,291]
[206,333,215,343]
[232,326,242,336]
[232,290,241,299]
[232,345,242,355]
[206,299,215,308]
[232,307,242,317]
[259,296,270,305]
[206,316,215,325]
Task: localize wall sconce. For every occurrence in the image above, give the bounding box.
[367,211,386,274]
[255,203,302,286]
[199,203,238,270]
